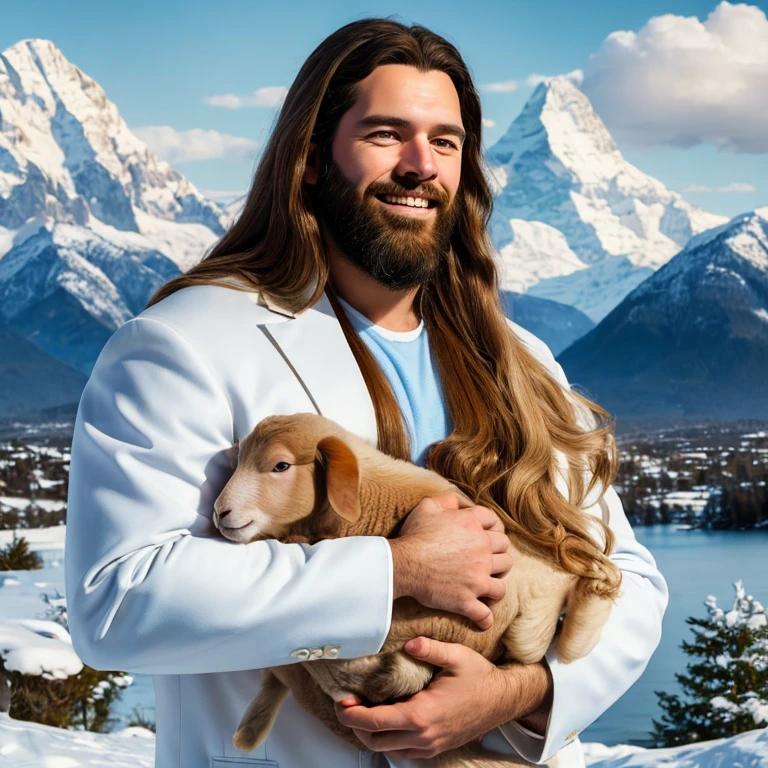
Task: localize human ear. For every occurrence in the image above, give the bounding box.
[304,143,321,185]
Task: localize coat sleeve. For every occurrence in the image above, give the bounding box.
[495,327,669,763]
[65,316,393,675]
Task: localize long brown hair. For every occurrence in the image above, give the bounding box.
[147,18,621,598]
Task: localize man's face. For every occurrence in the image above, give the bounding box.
[313,64,465,290]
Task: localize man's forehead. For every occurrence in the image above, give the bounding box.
[351,64,462,126]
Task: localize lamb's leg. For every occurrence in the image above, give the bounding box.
[272,664,363,750]
[501,598,563,664]
[556,578,613,664]
[233,669,290,751]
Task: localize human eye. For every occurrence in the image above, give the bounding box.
[433,137,460,151]
[368,130,399,142]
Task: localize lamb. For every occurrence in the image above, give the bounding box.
[213,412,621,767]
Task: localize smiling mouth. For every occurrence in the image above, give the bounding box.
[374,193,438,210]
[220,521,252,531]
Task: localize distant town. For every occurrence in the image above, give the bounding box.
[1,421,767,532]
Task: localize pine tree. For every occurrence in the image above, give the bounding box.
[0,535,42,571]
[0,589,134,731]
[652,580,768,747]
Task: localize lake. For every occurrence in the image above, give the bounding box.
[112,526,768,746]
[583,526,768,745]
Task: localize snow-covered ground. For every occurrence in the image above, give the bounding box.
[0,527,766,766]
[584,728,768,766]
[0,713,155,766]
[0,710,766,767]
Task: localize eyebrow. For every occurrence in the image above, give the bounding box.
[356,115,466,144]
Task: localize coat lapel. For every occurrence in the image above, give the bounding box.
[260,289,379,447]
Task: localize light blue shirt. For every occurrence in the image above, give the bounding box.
[337,296,452,467]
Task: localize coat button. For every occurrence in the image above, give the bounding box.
[566,730,578,740]
[323,645,340,658]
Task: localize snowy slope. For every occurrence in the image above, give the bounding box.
[558,207,768,421]
[0,713,156,766]
[0,39,225,243]
[0,223,181,374]
[584,729,768,767]
[0,713,766,767]
[488,79,727,321]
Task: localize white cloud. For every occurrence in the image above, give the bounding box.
[481,80,519,93]
[482,118,496,128]
[526,70,584,87]
[203,86,288,110]
[134,126,260,163]
[481,69,583,94]
[684,182,757,193]
[718,182,758,193]
[580,2,768,153]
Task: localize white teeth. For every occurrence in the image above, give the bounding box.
[383,195,430,208]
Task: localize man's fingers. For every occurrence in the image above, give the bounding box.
[465,601,493,631]
[430,492,461,510]
[352,729,430,753]
[483,577,506,602]
[473,505,504,533]
[336,702,416,732]
[491,552,513,575]
[487,531,511,554]
[405,636,461,667]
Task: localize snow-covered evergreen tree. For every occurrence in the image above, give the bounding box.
[653,580,768,746]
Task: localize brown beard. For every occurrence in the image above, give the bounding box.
[313,158,459,290]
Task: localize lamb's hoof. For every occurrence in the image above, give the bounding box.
[233,726,260,752]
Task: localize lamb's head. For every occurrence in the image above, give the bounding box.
[213,413,362,543]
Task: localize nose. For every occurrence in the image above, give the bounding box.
[394,135,437,184]
[213,498,232,530]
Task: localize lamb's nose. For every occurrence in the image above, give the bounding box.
[217,508,232,520]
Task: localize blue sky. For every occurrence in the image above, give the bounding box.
[2,0,766,217]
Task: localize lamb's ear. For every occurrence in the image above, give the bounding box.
[317,436,361,523]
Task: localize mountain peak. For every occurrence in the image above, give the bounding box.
[488,77,619,173]
[2,37,61,60]
[487,78,728,321]
[0,37,225,239]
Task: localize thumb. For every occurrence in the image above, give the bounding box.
[405,637,461,667]
[430,492,461,511]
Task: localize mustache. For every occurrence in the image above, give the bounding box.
[365,181,450,205]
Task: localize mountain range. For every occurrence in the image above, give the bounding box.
[558,207,768,422]
[0,38,764,426]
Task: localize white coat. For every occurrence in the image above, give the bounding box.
[65,282,668,768]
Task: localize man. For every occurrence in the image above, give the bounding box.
[65,19,667,768]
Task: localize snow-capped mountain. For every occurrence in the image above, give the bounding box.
[0,223,181,374]
[0,37,233,400]
[0,38,226,268]
[0,321,87,419]
[500,291,594,356]
[488,79,728,321]
[557,207,768,422]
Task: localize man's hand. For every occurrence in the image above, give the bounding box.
[334,637,552,760]
[390,492,512,630]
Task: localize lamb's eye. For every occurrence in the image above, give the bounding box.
[272,462,291,473]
